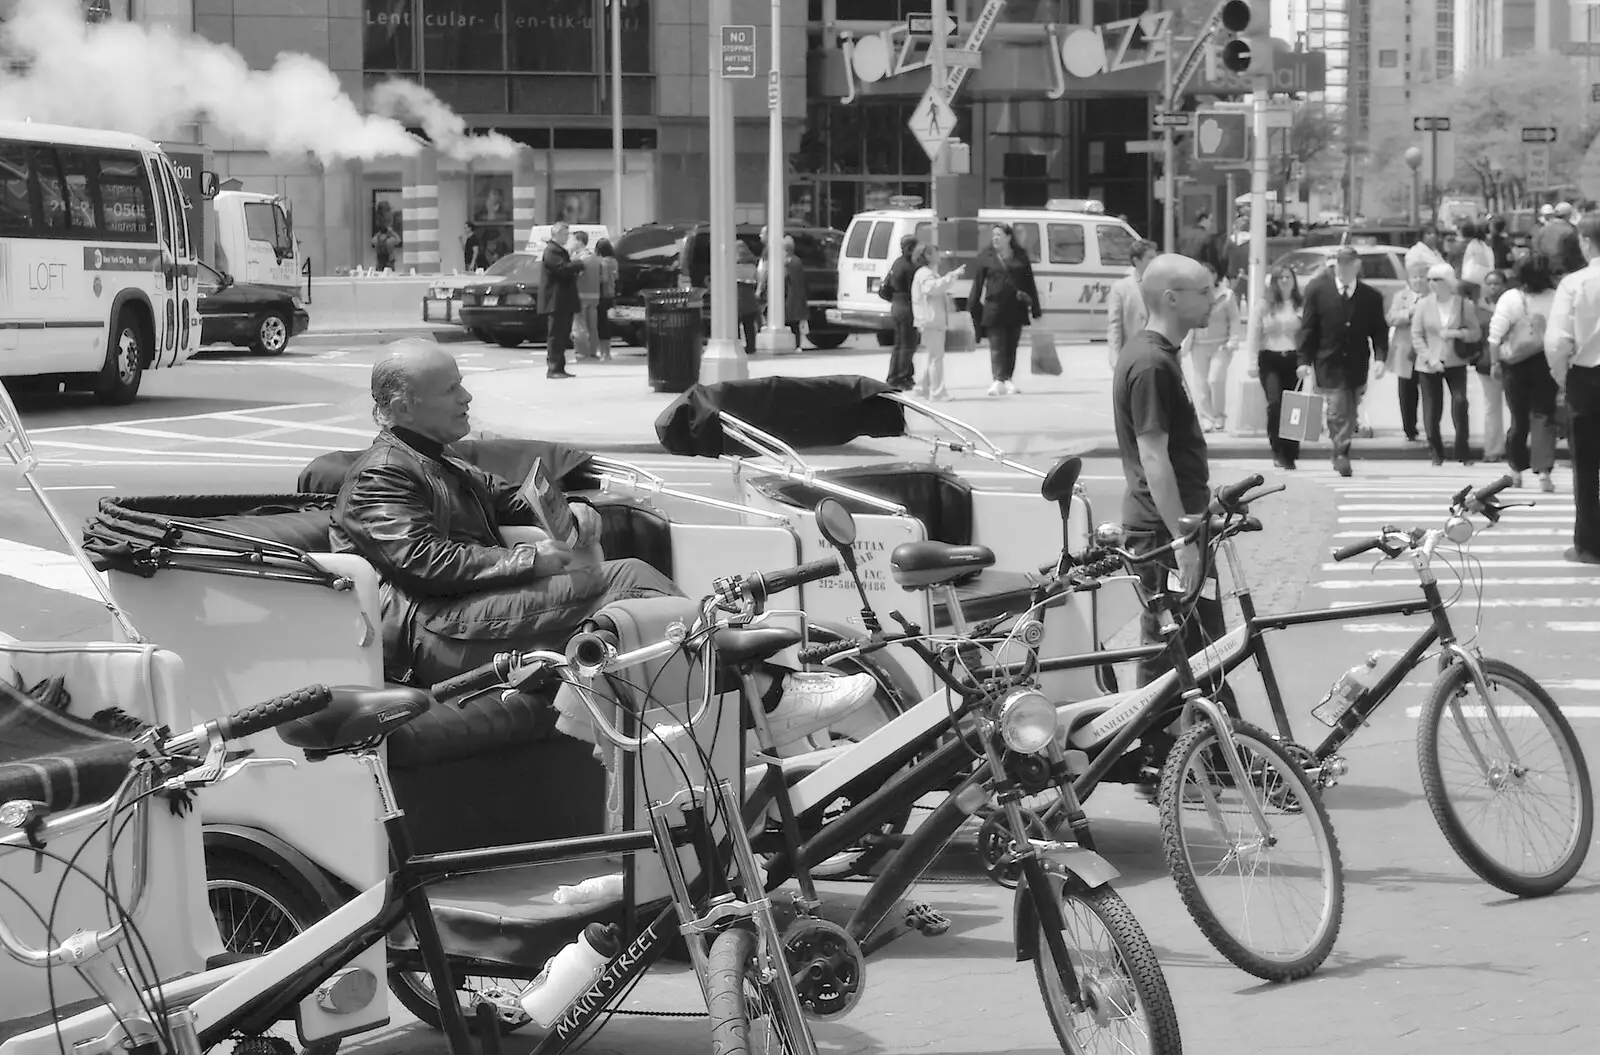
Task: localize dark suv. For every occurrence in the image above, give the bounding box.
[608,221,848,349]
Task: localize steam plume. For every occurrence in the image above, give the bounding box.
[0,0,516,163]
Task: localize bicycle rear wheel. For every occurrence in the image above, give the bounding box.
[707,926,814,1055]
[1158,719,1344,982]
[1417,658,1594,897]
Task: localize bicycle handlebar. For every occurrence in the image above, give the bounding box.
[1334,477,1518,563]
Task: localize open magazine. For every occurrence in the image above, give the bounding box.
[517,457,580,546]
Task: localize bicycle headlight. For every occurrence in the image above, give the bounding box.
[998,688,1057,755]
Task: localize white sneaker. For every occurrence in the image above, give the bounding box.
[1002,380,1018,395]
[761,672,877,745]
[987,381,1004,396]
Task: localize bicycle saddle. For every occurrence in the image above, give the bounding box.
[715,626,802,665]
[1178,513,1263,536]
[890,541,996,589]
[277,685,434,753]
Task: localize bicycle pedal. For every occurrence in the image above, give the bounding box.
[905,901,951,936]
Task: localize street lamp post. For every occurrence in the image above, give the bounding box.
[610,0,623,238]
[700,0,748,383]
[756,0,794,355]
[1404,146,1423,227]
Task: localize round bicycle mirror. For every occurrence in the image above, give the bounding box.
[1041,456,1082,503]
[815,498,858,548]
[1444,516,1474,544]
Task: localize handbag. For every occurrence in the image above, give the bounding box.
[1029,331,1062,375]
[1498,291,1548,365]
[1448,295,1485,367]
[1278,378,1325,444]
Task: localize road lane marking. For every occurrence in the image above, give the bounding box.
[29,460,302,469]
[32,440,309,461]
[1548,622,1600,632]
[1332,597,1600,608]
[1320,560,1586,572]
[1316,577,1600,588]
[1404,705,1600,719]
[24,403,332,435]
[0,538,105,601]
[13,485,114,491]
[1333,528,1571,537]
[88,424,338,452]
[217,414,375,438]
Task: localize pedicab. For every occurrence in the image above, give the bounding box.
[0,385,895,1035]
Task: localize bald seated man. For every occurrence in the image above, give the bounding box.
[330,339,876,743]
[1111,255,1236,782]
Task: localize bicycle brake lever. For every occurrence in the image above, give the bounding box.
[215,757,297,783]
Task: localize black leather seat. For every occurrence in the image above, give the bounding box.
[277,685,434,753]
[889,541,996,589]
[714,626,802,666]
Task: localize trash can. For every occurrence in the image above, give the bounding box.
[643,288,706,393]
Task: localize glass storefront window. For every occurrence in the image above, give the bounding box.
[422,0,503,71]
[363,0,652,75]
[365,0,415,70]
[510,0,593,72]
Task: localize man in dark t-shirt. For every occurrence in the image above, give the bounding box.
[1112,254,1236,785]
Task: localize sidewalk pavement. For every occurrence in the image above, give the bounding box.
[464,333,1528,465]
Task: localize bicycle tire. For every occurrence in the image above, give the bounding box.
[1158,719,1344,982]
[707,927,809,1055]
[1031,880,1183,1055]
[1416,657,1594,897]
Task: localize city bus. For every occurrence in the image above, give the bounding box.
[0,121,202,404]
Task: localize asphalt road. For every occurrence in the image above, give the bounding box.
[2,340,1598,1054]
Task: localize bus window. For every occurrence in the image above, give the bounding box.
[0,145,30,233]
[59,151,97,232]
[30,148,67,231]
[97,155,153,237]
[157,160,189,258]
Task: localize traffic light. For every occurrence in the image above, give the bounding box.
[1193,110,1249,163]
[1219,0,1273,76]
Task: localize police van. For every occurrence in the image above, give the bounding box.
[829,197,1139,341]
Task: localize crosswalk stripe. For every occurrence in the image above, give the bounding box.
[0,538,104,601]
[1316,578,1600,589]
[1320,561,1590,572]
[1404,705,1600,719]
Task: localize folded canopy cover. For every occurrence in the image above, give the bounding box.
[654,375,908,457]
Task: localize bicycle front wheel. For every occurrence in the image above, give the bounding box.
[707,927,814,1055]
[1158,719,1344,982]
[1032,879,1182,1055]
[1417,657,1594,897]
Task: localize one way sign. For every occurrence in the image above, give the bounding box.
[1521,126,1558,144]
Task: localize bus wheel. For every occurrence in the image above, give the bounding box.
[94,310,145,405]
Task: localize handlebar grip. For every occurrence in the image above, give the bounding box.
[216,684,332,741]
[797,639,860,665]
[568,630,618,669]
[1472,475,1515,507]
[1217,474,1265,510]
[1332,537,1382,562]
[750,557,841,600]
[431,659,509,701]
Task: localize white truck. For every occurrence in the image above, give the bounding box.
[160,142,303,293]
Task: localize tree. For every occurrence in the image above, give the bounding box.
[1277,104,1340,188]
[1411,54,1597,207]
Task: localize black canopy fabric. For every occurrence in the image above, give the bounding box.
[81,494,339,578]
[654,375,907,458]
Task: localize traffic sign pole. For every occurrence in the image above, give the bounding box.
[930,0,948,254]
[758,0,792,354]
[1233,70,1270,439]
[1162,28,1176,253]
[702,8,748,383]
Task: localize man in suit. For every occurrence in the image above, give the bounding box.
[1296,245,1389,477]
[1105,238,1157,367]
[538,221,584,380]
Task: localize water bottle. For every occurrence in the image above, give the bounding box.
[552,873,624,905]
[1311,654,1379,728]
[518,922,621,1027]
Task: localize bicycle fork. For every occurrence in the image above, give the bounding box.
[1184,693,1278,856]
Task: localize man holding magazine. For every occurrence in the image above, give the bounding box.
[330,339,877,740]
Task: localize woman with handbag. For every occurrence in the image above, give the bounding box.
[1250,264,1305,469]
[1488,255,1559,491]
[968,223,1042,396]
[1473,269,1509,461]
[1387,265,1429,443]
[1411,262,1480,466]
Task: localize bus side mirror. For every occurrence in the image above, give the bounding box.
[200,171,220,199]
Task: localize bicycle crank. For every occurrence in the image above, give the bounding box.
[782,918,866,1020]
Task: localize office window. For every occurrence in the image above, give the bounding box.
[1379,49,1397,67]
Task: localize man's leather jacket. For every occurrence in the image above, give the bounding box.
[330,428,546,597]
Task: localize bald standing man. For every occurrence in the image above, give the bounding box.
[1111,255,1236,788]
[329,340,878,741]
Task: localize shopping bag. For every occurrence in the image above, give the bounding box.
[1030,331,1062,376]
[1234,379,1268,435]
[1279,382,1325,443]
